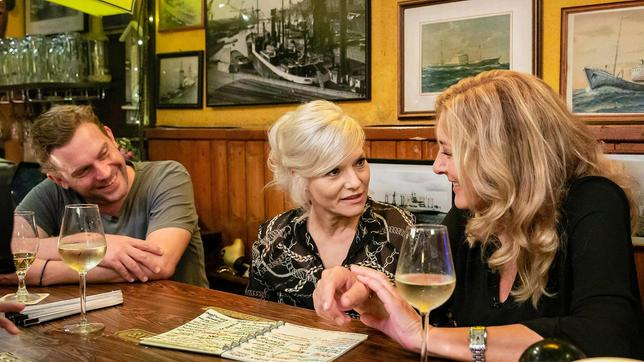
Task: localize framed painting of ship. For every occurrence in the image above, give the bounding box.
[205,0,371,107]
[561,1,644,123]
[156,51,204,109]
[398,0,541,119]
[158,0,204,32]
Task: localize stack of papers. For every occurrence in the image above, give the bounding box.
[7,290,123,327]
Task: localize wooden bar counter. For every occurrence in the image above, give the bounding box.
[0,280,420,361]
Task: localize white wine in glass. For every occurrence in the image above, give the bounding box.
[395,224,455,362]
[58,204,107,334]
[6,211,40,303]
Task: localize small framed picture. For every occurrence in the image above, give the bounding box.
[158,0,204,32]
[25,0,85,35]
[368,159,453,224]
[156,51,204,109]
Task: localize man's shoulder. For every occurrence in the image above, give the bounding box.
[135,160,188,174]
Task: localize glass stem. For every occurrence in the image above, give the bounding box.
[16,271,27,298]
[420,312,429,362]
[79,272,88,327]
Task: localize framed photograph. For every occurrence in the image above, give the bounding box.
[606,154,644,237]
[398,0,541,119]
[561,1,644,123]
[157,51,204,109]
[205,0,371,107]
[368,159,453,224]
[25,0,85,35]
[158,0,204,32]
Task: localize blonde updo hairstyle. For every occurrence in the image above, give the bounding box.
[435,70,638,307]
[267,100,365,211]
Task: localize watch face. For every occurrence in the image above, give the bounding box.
[469,327,487,348]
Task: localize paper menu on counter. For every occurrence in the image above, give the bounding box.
[140,309,367,361]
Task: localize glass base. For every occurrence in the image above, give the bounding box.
[3,292,42,304]
[64,322,104,334]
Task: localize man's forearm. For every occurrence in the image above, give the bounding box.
[37,237,62,260]
[29,259,129,286]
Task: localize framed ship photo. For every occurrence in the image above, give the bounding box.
[26,0,85,35]
[158,0,204,32]
[561,1,644,123]
[398,0,541,119]
[368,159,453,224]
[157,51,204,109]
[205,0,371,107]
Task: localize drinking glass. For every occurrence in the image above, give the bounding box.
[57,204,107,334]
[5,211,40,303]
[395,224,455,362]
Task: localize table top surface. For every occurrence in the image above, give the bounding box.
[0,280,420,361]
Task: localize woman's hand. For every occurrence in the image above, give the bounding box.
[0,302,24,335]
[351,265,423,352]
[313,266,371,325]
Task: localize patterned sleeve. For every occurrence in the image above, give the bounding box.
[245,220,277,301]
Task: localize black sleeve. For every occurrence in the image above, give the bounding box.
[521,178,644,358]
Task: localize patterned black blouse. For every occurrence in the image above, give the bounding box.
[245,198,415,309]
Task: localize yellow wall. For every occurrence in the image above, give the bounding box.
[6,0,629,128]
[6,0,24,37]
[156,0,401,127]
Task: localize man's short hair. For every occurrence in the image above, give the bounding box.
[31,105,106,173]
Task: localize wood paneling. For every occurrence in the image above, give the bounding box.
[146,125,644,253]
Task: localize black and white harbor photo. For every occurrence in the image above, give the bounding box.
[205,0,370,106]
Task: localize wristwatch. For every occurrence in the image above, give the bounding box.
[469,326,487,362]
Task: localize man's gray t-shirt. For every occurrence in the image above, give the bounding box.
[17,160,208,287]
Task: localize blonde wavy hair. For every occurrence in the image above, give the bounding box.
[435,70,638,307]
[267,100,365,210]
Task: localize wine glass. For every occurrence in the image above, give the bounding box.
[57,204,107,334]
[395,224,455,362]
[5,211,40,303]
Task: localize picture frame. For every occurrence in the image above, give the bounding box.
[368,159,453,224]
[158,0,204,32]
[156,51,204,109]
[398,0,541,119]
[205,0,371,107]
[25,0,85,35]
[560,1,644,123]
[606,154,644,237]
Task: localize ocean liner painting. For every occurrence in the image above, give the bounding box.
[566,3,644,115]
[205,0,370,106]
[421,13,510,93]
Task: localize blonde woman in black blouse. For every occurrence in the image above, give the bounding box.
[313,70,644,360]
[245,100,414,309]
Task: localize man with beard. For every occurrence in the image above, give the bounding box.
[2,105,208,287]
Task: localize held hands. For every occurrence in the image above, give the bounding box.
[313,266,372,325]
[350,265,423,352]
[0,302,24,335]
[100,235,164,282]
[314,265,423,352]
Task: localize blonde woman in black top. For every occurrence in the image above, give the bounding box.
[313,70,644,360]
